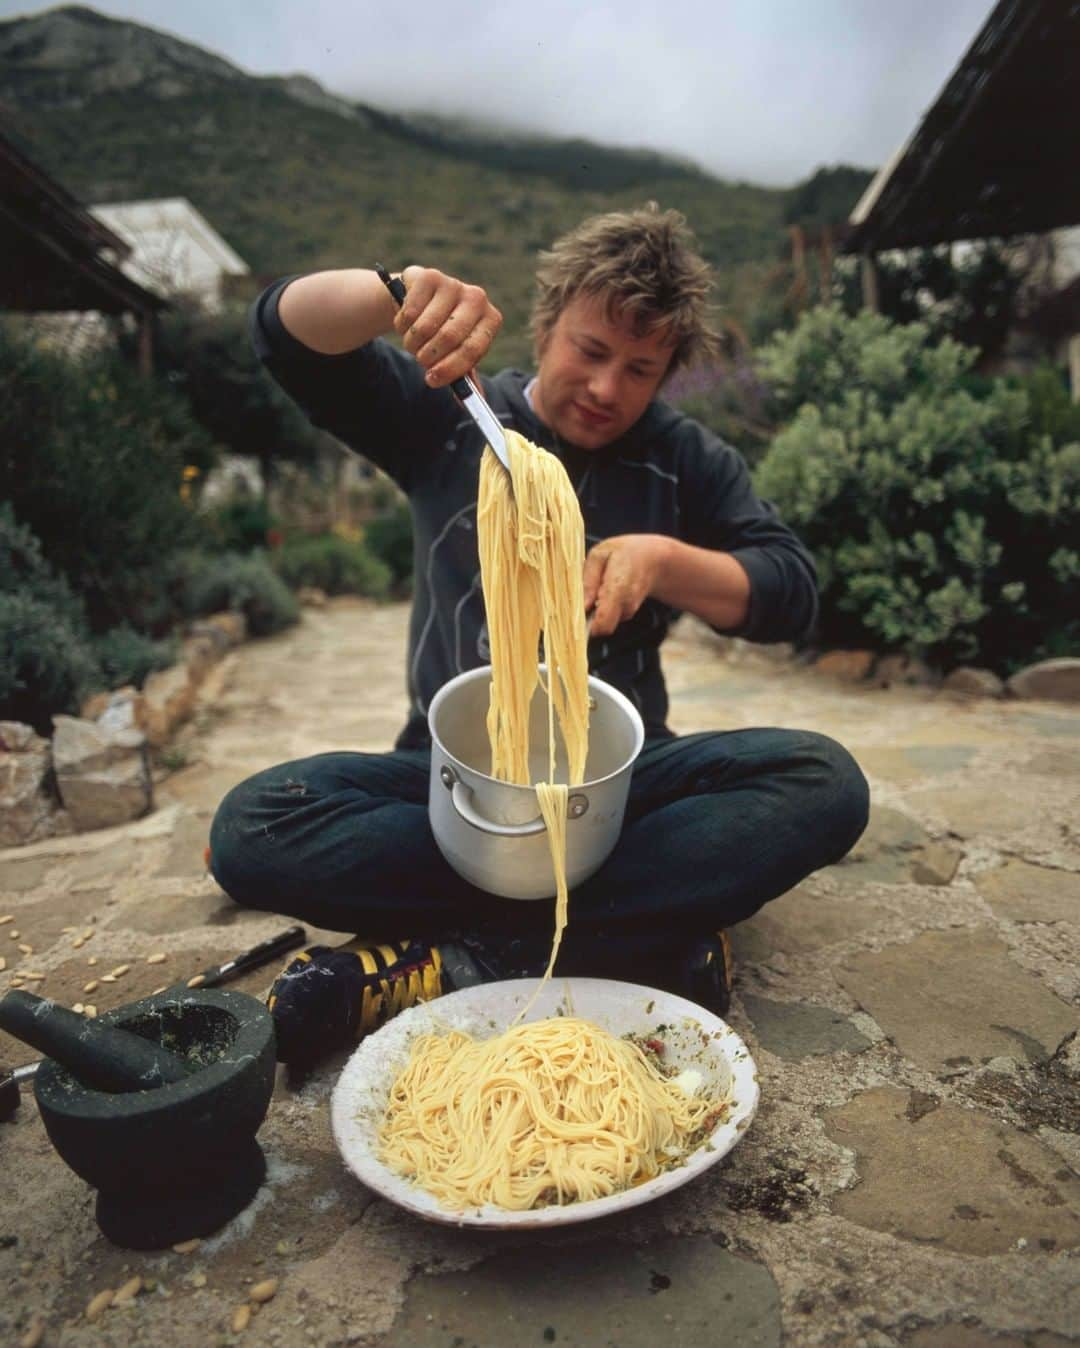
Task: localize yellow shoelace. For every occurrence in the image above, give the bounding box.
[357,942,443,1034]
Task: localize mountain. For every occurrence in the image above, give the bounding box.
[0,6,872,364]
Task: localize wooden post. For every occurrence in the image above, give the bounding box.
[860,253,880,313]
[1069,333,1080,404]
[136,309,154,376]
[819,227,835,304]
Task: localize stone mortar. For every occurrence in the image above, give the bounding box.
[33,987,276,1249]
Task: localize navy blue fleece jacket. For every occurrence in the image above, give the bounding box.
[253,280,818,748]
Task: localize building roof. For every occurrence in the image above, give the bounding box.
[0,124,165,315]
[845,0,1080,254]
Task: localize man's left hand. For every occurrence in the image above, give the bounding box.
[582,534,752,636]
[583,535,670,638]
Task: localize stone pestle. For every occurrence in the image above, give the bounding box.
[0,989,192,1092]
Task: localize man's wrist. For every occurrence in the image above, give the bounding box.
[650,533,679,594]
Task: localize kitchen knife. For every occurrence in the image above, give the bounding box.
[185,924,307,989]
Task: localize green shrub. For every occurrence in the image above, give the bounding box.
[147,301,326,486]
[182,551,299,637]
[753,307,1079,672]
[273,534,392,598]
[364,503,414,590]
[0,591,102,734]
[0,325,215,633]
[93,625,179,690]
[662,357,773,467]
[207,497,283,553]
[0,506,110,729]
[1019,363,1080,444]
[368,475,402,514]
[0,503,88,634]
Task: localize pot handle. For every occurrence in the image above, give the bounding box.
[448,779,548,838]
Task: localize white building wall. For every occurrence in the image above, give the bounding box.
[90,198,249,310]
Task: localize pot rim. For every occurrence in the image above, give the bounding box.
[428,663,644,793]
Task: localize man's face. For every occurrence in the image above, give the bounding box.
[532,293,675,449]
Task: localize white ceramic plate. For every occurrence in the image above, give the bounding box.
[330,977,759,1229]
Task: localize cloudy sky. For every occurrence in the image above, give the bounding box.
[1,0,997,185]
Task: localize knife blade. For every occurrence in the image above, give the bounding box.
[0,1060,37,1119]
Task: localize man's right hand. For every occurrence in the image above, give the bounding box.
[393,267,502,388]
[277,266,500,365]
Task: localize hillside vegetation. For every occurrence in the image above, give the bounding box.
[0,5,870,366]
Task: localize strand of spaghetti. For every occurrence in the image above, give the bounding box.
[518,780,569,1021]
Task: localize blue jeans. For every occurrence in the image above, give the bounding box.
[209,729,868,976]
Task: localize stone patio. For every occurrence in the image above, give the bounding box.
[1,597,1077,1347]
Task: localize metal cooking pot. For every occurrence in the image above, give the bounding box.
[428,665,644,900]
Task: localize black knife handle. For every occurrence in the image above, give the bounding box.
[222,925,307,978]
[374,262,407,308]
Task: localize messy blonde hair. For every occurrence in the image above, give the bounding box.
[529,203,721,375]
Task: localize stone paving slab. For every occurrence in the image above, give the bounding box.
[0,600,1077,1347]
[976,860,1080,926]
[393,1237,783,1347]
[836,929,1077,1072]
[741,994,874,1060]
[823,1084,1080,1254]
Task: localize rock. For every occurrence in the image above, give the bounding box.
[942,666,1005,699]
[755,641,795,664]
[80,687,140,740]
[1006,658,1080,703]
[0,721,71,846]
[201,610,247,647]
[182,634,220,686]
[835,805,964,887]
[136,665,196,748]
[380,1236,785,1348]
[0,722,39,755]
[873,654,938,688]
[92,688,139,737]
[974,858,1080,925]
[1049,1031,1080,1085]
[836,928,1078,1073]
[823,1085,1080,1254]
[910,839,962,886]
[187,621,232,656]
[812,650,875,681]
[80,689,112,721]
[51,714,153,831]
[740,994,872,1060]
[297,586,328,609]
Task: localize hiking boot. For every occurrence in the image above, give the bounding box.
[267,937,490,1068]
[655,930,733,1019]
[681,930,734,1018]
